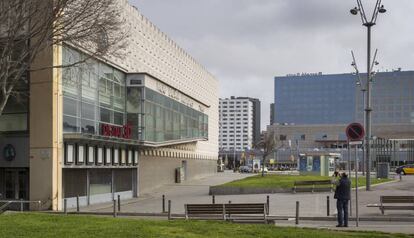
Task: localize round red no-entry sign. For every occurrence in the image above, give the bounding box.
[346,123,365,141]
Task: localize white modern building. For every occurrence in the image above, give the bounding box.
[219,97,260,156]
[0,0,219,211]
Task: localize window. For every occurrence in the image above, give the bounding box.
[127,150,133,165]
[121,149,126,165]
[65,144,74,164]
[113,148,119,164]
[97,147,103,165]
[77,145,85,164]
[133,151,139,165]
[88,146,95,164]
[105,148,112,165]
[62,46,127,137]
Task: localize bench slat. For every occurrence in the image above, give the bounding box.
[381,206,414,210]
[185,203,267,221]
[294,180,333,186]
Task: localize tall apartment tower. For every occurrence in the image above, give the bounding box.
[219,96,261,153]
[270,103,275,125]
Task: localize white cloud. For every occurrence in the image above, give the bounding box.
[130,0,414,129]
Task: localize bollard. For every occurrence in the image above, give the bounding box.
[212,195,215,204]
[168,200,172,220]
[64,199,67,215]
[162,195,166,213]
[399,173,402,181]
[326,196,330,216]
[113,199,117,218]
[76,195,80,212]
[295,201,299,225]
[118,195,121,212]
[20,199,23,212]
[38,201,41,211]
[266,195,270,215]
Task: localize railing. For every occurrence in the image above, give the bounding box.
[0,200,42,213]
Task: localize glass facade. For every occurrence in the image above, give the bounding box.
[63,46,208,143]
[274,71,414,126]
[127,87,208,142]
[274,74,356,125]
[356,71,414,124]
[62,46,126,134]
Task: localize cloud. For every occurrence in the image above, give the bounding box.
[130,0,414,129]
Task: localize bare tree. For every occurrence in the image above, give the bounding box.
[255,130,281,177]
[0,0,128,115]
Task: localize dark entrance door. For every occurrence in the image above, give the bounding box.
[4,169,29,200]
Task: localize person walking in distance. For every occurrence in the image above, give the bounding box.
[334,172,351,227]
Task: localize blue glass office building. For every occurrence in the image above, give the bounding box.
[274,73,356,125]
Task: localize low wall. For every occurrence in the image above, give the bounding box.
[209,186,333,195]
[209,186,291,195]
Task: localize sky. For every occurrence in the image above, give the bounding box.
[129,0,414,130]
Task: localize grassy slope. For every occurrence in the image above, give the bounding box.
[216,174,393,189]
[0,213,409,238]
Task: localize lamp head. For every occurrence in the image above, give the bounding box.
[350,7,359,15]
[378,5,386,13]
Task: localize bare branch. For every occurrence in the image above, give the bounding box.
[0,0,128,115]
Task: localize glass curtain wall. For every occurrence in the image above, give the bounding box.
[140,88,208,142]
[62,46,126,134]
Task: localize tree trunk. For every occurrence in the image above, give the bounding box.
[261,155,265,177]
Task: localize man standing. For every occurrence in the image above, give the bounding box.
[334,172,351,227]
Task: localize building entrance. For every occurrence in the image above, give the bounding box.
[3,169,29,200]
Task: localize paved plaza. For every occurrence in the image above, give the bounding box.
[80,171,414,234]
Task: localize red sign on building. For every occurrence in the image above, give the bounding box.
[101,123,132,139]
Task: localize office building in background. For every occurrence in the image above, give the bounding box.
[219,97,260,164]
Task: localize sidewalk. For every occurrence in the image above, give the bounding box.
[79,172,414,221]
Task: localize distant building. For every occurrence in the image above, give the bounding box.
[219,97,261,154]
[270,103,275,125]
[269,70,414,165]
[272,70,414,138]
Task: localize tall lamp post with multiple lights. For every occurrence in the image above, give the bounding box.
[351,50,379,177]
[350,0,386,191]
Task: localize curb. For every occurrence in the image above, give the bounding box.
[352,179,399,190]
[40,211,414,222]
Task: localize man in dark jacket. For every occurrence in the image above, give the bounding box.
[334,172,351,227]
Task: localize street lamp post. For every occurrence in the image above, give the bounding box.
[350,0,386,191]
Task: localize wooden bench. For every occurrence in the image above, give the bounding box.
[367,196,414,215]
[185,204,226,220]
[185,203,267,223]
[293,180,334,193]
[225,203,267,223]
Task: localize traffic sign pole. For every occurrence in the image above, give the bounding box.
[346,122,365,220]
[347,139,352,217]
[355,144,359,227]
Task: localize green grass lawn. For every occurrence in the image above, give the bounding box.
[216,174,393,189]
[0,213,409,238]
